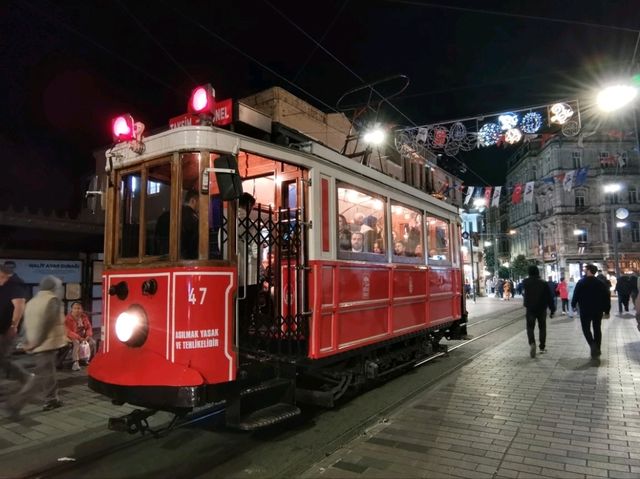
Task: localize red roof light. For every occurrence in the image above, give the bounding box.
[188,84,215,114]
[112,114,135,141]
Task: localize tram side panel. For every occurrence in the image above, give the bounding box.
[308,261,457,360]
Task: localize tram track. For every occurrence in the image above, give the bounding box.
[26,306,524,479]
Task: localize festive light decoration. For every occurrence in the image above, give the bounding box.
[449,122,467,141]
[429,126,449,148]
[521,112,543,133]
[562,120,580,137]
[460,133,477,151]
[478,123,502,146]
[549,103,574,125]
[504,128,523,144]
[498,112,518,130]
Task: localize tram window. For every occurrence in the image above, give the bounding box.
[391,203,423,263]
[426,216,451,263]
[145,163,172,256]
[180,154,201,260]
[118,172,142,258]
[337,184,385,260]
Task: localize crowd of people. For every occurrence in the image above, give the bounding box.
[1,263,96,420]
[521,264,639,359]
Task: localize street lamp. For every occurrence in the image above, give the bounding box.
[596,84,638,112]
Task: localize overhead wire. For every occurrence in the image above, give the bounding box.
[158,0,340,114]
[292,0,350,83]
[383,0,640,33]
[262,0,418,127]
[20,0,183,96]
[114,0,199,86]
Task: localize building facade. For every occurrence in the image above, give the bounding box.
[496,127,640,282]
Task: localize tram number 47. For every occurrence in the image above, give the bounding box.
[188,286,208,305]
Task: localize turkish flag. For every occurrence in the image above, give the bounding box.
[512,183,523,204]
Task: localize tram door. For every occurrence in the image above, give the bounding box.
[236,168,307,357]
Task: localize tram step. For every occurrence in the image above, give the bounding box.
[236,402,301,431]
[240,378,292,397]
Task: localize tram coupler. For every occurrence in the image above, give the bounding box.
[108,408,157,435]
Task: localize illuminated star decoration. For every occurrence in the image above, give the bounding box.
[521,112,543,134]
[478,123,502,146]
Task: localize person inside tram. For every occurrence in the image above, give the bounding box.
[394,241,406,256]
[180,190,199,259]
[351,212,365,232]
[338,214,352,251]
[351,232,364,252]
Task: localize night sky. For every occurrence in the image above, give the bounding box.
[2,1,638,215]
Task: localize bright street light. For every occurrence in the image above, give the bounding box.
[616,221,628,228]
[484,241,492,247]
[596,84,638,112]
[363,126,386,145]
[473,197,487,208]
[603,183,622,193]
[573,229,585,236]
[508,229,517,235]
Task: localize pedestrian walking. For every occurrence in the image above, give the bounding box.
[567,276,577,317]
[571,264,611,359]
[615,276,632,314]
[556,277,569,314]
[503,280,512,301]
[522,265,556,358]
[5,276,67,418]
[596,270,612,318]
[0,264,32,398]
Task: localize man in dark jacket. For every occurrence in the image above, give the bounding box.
[571,264,611,359]
[522,265,556,358]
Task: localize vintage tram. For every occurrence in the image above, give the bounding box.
[88,86,467,431]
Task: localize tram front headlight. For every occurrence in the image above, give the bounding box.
[115,305,149,347]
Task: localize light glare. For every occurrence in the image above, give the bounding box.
[597,85,638,112]
[115,311,139,342]
[363,128,385,145]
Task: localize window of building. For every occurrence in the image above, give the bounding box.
[574,189,586,207]
[337,184,386,260]
[575,227,588,243]
[599,151,613,168]
[572,151,582,169]
[632,221,640,242]
[426,216,450,263]
[391,203,423,262]
[629,187,638,204]
[617,226,623,243]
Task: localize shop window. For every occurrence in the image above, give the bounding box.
[337,184,386,260]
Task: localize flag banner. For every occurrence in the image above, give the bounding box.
[555,172,565,183]
[523,181,535,203]
[464,186,475,205]
[563,170,576,191]
[542,176,555,185]
[491,186,502,207]
[574,166,589,186]
[484,186,492,205]
[416,127,428,143]
[512,183,523,204]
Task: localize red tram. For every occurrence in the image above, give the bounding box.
[88,86,467,431]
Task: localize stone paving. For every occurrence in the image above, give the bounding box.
[302,309,640,479]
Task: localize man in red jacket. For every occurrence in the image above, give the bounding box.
[64,302,95,371]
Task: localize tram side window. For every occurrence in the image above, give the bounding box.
[391,203,423,262]
[180,153,201,260]
[145,163,172,256]
[337,184,385,260]
[426,216,451,263]
[118,172,142,258]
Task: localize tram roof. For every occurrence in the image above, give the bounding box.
[106,125,460,215]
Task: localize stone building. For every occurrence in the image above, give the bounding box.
[489,125,640,282]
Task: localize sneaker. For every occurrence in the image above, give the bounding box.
[530,343,536,358]
[539,347,546,354]
[71,361,80,371]
[42,399,63,411]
